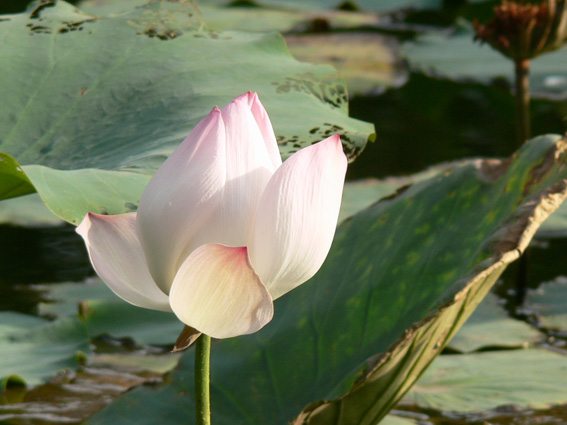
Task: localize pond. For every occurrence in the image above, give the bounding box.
[2,0,567,424]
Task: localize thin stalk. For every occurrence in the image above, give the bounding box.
[514,58,531,305]
[514,58,531,147]
[195,334,211,425]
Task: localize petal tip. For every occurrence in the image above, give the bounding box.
[320,134,346,159]
[77,211,109,235]
[76,213,92,236]
[231,92,251,105]
[232,91,260,109]
[325,133,341,146]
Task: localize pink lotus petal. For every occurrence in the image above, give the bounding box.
[76,212,170,311]
[249,135,347,300]
[187,95,279,250]
[169,243,274,339]
[136,107,227,293]
[247,92,282,170]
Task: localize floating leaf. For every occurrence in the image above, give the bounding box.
[75,0,148,15]
[447,292,542,352]
[0,314,91,387]
[379,415,417,425]
[195,0,443,13]
[202,5,379,33]
[0,193,64,226]
[82,300,183,346]
[0,312,47,338]
[39,279,182,346]
[403,28,567,98]
[87,135,567,425]
[0,1,374,224]
[404,349,567,411]
[538,207,567,236]
[78,0,380,30]
[286,33,407,96]
[526,276,567,331]
[39,278,119,317]
[92,353,182,374]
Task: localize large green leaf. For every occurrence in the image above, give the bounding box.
[79,0,381,33]
[0,1,374,224]
[339,163,456,223]
[87,135,567,425]
[403,27,567,98]
[404,348,567,411]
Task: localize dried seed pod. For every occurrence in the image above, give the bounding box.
[474,0,567,60]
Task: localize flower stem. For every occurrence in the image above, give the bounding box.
[195,334,211,425]
[513,58,531,305]
[514,58,531,147]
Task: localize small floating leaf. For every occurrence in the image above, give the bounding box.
[404,349,567,411]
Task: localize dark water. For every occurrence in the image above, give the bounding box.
[347,72,567,180]
[0,224,93,314]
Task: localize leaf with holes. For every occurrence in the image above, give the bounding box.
[0,1,374,224]
[77,0,381,34]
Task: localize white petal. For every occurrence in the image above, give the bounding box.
[136,107,227,293]
[169,244,274,339]
[76,212,171,311]
[188,94,278,250]
[249,135,347,300]
[247,92,282,170]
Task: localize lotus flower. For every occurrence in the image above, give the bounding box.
[76,92,347,339]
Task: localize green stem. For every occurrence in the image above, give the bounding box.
[514,58,531,147]
[195,334,211,425]
[514,58,531,305]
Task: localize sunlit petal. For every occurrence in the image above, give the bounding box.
[136,107,227,293]
[169,243,274,339]
[76,212,171,311]
[247,91,282,170]
[249,135,347,300]
[188,94,278,249]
